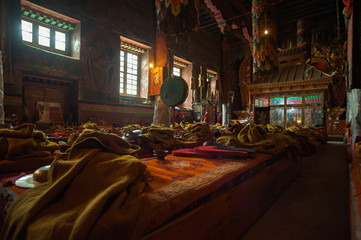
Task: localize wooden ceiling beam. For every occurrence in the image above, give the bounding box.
[276,3,334,19]
[279,8,336,24]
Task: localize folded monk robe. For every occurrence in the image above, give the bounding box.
[143,127,184,150]
[0,124,59,160]
[0,123,35,138]
[216,124,287,155]
[1,129,152,240]
[182,124,214,142]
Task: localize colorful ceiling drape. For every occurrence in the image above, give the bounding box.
[252,0,277,74]
[155,0,200,34]
[204,0,252,47]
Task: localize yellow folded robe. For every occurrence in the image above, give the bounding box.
[183,124,214,142]
[216,124,315,156]
[143,127,184,150]
[1,130,152,240]
[4,135,58,160]
[0,123,35,138]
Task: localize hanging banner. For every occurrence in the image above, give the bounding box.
[150,67,164,96]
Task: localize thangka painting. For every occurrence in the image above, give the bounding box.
[150,67,164,96]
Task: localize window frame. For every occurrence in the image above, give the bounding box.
[21,17,70,56]
[254,91,324,127]
[173,66,181,77]
[120,49,141,97]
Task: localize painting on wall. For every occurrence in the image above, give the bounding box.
[81,23,119,99]
[150,66,164,96]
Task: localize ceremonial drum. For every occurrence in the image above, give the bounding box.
[160,75,189,107]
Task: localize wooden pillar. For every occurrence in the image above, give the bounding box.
[192,62,200,103]
[153,95,170,125]
[153,32,170,125]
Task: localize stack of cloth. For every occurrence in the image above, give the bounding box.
[82,122,100,130]
[217,124,316,156]
[182,124,214,142]
[266,124,284,131]
[142,126,185,150]
[1,129,152,240]
[119,124,142,136]
[0,123,59,160]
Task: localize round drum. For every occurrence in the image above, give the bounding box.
[160,75,189,107]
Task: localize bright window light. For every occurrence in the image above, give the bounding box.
[173,67,181,76]
[21,20,33,42]
[38,26,50,47]
[120,50,139,96]
[55,31,66,51]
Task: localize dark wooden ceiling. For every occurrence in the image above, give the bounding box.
[198,0,341,47]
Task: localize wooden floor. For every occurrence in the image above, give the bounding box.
[240,141,350,240]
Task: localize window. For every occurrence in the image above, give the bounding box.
[173,67,181,77]
[270,107,284,126]
[286,107,302,126]
[304,106,323,126]
[20,2,80,58]
[55,31,66,51]
[255,97,269,107]
[286,95,302,105]
[21,20,33,42]
[21,18,69,54]
[38,25,50,47]
[173,57,189,78]
[256,91,324,127]
[270,96,285,105]
[120,50,139,96]
[304,94,322,104]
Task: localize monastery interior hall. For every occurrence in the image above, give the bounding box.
[0,0,360,239]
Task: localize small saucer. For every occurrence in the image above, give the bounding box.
[15,174,35,188]
[153,150,169,160]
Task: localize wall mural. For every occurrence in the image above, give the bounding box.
[81,23,119,100]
